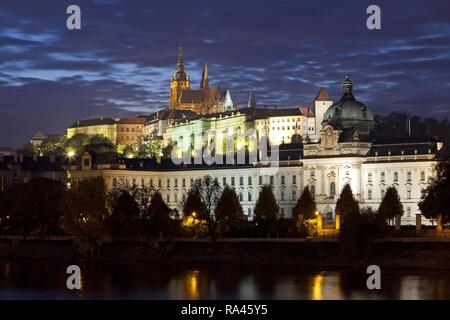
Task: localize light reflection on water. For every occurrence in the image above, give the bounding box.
[1,260,450,300]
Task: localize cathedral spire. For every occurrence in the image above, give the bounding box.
[174,43,187,81]
[200,61,209,89]
[248,88,256,109]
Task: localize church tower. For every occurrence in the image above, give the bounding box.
[200,61,209,89]
[169,45,191,111]
[314,87,333,132]
[247,89,256,109]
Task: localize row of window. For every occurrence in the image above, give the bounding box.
[367,186,422,200]
[271,126,301,131]
[112,175,300,188]
[368,170,426,182]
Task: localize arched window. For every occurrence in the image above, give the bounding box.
[330,182,336,196]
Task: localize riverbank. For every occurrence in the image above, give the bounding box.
[1,238,450,269]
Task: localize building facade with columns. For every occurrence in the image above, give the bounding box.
[67,76,446,226]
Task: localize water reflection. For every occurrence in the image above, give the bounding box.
[1,260,450,299]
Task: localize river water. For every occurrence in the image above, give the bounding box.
[0,260,449,299]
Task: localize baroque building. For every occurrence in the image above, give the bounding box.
[67,76,447,226]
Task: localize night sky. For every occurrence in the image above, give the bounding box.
[0,0,449,147]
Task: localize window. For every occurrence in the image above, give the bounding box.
[368,172,372,182]
[167,179,170,188]
[368,189,372,200]
[248,192,252,202]
[406,207,411,218]
[259,176,263,185]
[182,194,186,203]
[231,177,235,186]
[420,171,425,181]
[150,179,154,187]
[247,208,252,218]
[281,191,285,201]
[280,208,285,216]
[394,171,398,182]
[240,177,244,186]
[421,188,426,198]
[158,179,162,188]
[223,177,227,186]
[174,193,178,203]
[84,159,90,167]
[330,182,336,196]
[407,171,412,182]
[239,193,243,201]
[166,194,170,203]
[248,176,252,185]
[182,179,186,187]
[190,178,194,186]
[132,178,136,186]
[310,185,315,196]
[381,172,385,182]
[112,178,117,187]
[141,178,145,186]
[310,170,315,177]
[292,190,297,201]
[292,175,297,184]
[407,187,411,199]
[174,179,178,188]
[381,189,385,199]
[270,176,274,185]
[281,175,285,184]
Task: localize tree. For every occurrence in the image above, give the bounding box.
[60,177,111,256]
[335,184,360,219]
[294,187,317,219]
[419,159,450,224]
[378,186,403,223]
[0,178,65,239]
[108,189,140,238]
[147,191,174,238]
[136,137,162,158]
[215,186,245,236]
[182,176,222,240]
[254,185,279,234]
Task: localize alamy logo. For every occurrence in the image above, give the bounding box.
[66,5,81,30]
[366,265,381,290]
[170,129,279,172]
[66,265,82,290]
[366,5,381,30]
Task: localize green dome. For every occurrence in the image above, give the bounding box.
[322,76,375,135]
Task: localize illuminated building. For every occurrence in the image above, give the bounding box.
[169,46,234,115]
[67,76,446,226]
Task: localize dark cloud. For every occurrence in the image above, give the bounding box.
[0,0,449,147]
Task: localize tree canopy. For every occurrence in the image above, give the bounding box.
[293,186,317,220]
[378,186,403,221]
